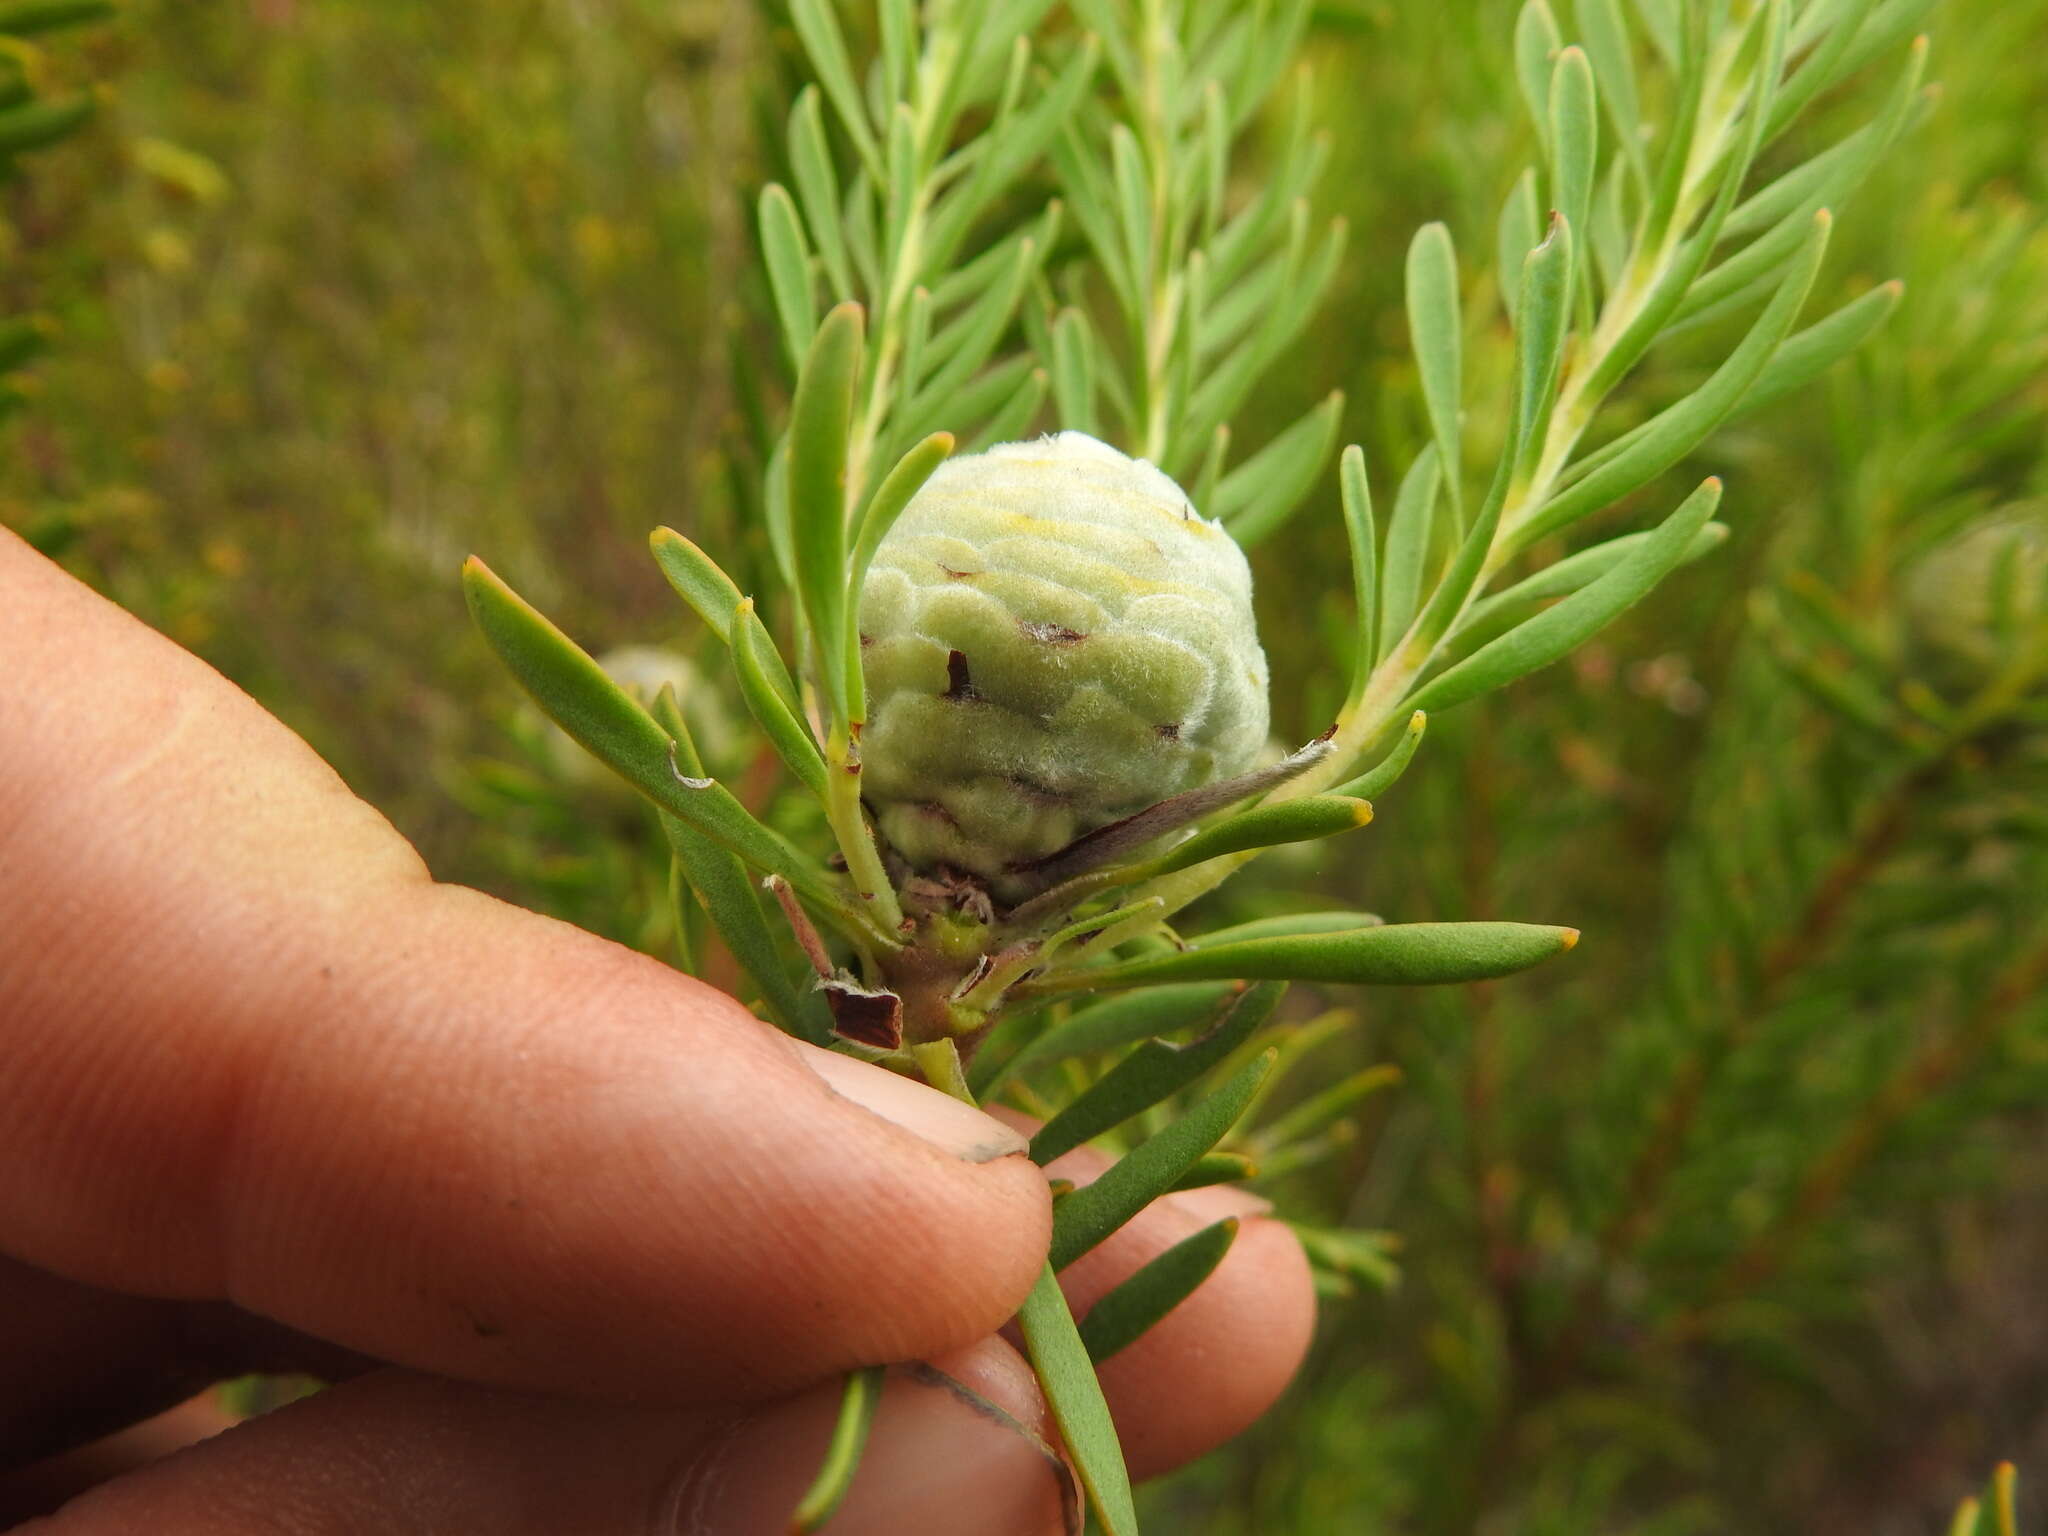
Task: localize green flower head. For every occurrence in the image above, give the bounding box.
[858,432,1270,897]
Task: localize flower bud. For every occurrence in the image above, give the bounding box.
[858,432,1270,895]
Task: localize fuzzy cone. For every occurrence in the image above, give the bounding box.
[858,433,1270,894]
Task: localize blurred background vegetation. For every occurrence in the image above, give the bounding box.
[4,1,2044,1530]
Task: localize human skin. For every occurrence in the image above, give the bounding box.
[0,529,1316,1533]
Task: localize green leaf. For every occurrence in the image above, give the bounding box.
[1190,911,1385,947]
[648,528,744,643]
[1412,476,1722,714]
[1547,48,1598,314]
[969,364,1047,450]
[1015,1264,1138,1536]
[0,94,92,154]
[905,232,1044,427]
[787,89,853,300]
[787,0,883,180]
[1407,218,1570,658]
[462,559,845,916]
[1030,982,1286,1166]
[1050,306,1100,438]
[1510,212,1574,485]
[1339,444,1379,683]
[1496,168,1541,329]
[1457,520,1728,636]
[1049,1050,1275,1271]
[1332,709,1428,799]
[1079,1218,1240,1363]
[758,184,817,370]
[1146,796,1373,878]
[973,982,1245,1095]
[1252,1063,1401,1149]
[1405,223,1463,516]
[1216,390,1345,546]
[1732,279,1903,422]
[1514,209,1831,550]
[1676,36,1923,328]
[1171,1151,1259,1191]
[788,1366,886,1534]
[1377,446,1441,658]
[1577,0,1648,189]
[0,0,113,34]
[787,303,864,727]
[846,431,954,716]
[1515,0,1563,149]
[730,599,829,798]
[1030,921,1577,994]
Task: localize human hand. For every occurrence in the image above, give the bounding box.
[0,531,1315,1533]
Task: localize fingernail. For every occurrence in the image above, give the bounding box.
[804,1049,1030,1164]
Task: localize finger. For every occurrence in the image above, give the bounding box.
[0,532,1048,1404]
[0,1396,237,1528]
[0,1256,372,1466]
[29,1343,1070,1536]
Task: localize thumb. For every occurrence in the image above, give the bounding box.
[0,531,1049,1406]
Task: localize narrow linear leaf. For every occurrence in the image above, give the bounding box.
[463,559,844,915]
[1511,213,1574,484]
[970,365,1048,451]
[1216,390,1345,546]
[1406,220,1571,660]
[1412,476,1722,714]
[0,94,92,153]
[1253,1063,1401,1149]
[787,0,883,180]
[976,984,1244,1098]
[788,88,853,299]
[1190,911,1385,947]
[1457,521,1728,635]
[1147,796,1372,878]
[648,527,741,640]
[788,1366,887,1534]
[1079,1218,1240,1363]
[730,599,829,797]
[846,432,954,716]
[652,689,828,1042]
[1049,1050,1275,1271]
[1331,710,1428,800]
[1030,922,1577,995]
[1405,224,1463,516]
[1578,0,1648,188]
[1496,168,1541,328]
[1515,0,1564,148]
[1732,279,1903,421]
[0,1,115,35]
[1547,48,1598,314]
[1031,982,1287,1166]
[1171,1151,1259,1191]
[1514,209,1831,550]
[1050,307,1100,438]
[787,303,864,725]
[1339,444,1379,683]
[1015,1265,1138,1536]
[758,184,817,370]
[1377,446,1440,658]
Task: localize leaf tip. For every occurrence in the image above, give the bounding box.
[1558,927,1581,952]
[1351,800,1375,827]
